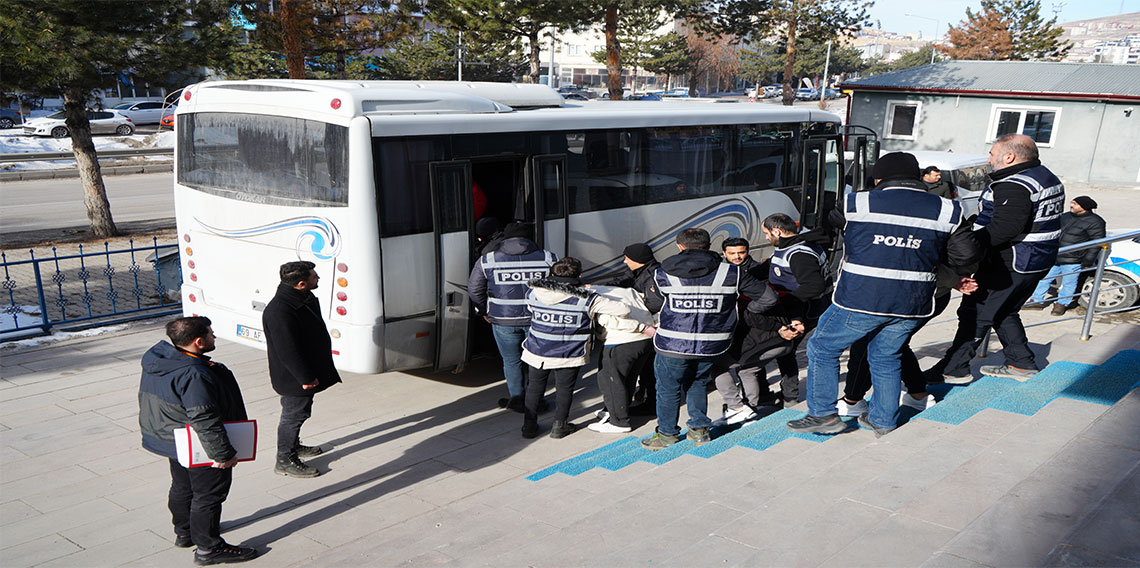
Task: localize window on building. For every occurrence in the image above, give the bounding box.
[989,105,1060,146]
[884,101,920,140]
[566,44,581,56]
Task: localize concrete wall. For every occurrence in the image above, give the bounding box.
[847,91,1140,185]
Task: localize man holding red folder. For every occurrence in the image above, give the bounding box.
[139,316,258,565]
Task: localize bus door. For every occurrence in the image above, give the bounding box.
[428,160,474,371]
[800,136,842,230]
[845,126,880,193]
[527,154,569,258]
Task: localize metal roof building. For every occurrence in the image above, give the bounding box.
[837,61,1140,184]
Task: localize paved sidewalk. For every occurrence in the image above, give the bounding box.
[1,311,1137,567]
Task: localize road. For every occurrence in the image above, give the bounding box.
[0,172,174,234]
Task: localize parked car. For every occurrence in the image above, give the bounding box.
[626,93,662,101]
[1079,232,1140,310]
[763,85,783,98]
[794,88,818,101]
[111,101,166,124]
[160,111,175,130]
[823,88,843,99]
[908,151,992,219]
[663,88,692,98]
[560,93,589,101]
[0,107,24,129]
[22,110,134,138]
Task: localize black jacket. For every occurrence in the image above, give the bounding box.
[976,160,1042,272]
[595,259,662,299]
[262,284,342,397]
[644,248,777,315]
[138,341,248,462]
[1056,211,1107,266]
[757,230,833,320]
[467,237,549,320]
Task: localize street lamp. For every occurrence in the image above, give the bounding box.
[904,13,940,65]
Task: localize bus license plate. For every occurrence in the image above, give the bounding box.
[236,324,264,343]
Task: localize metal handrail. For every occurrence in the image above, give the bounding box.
[0,147,173,163]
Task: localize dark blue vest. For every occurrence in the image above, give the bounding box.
[521,292,595,360]
[834,186,962,318]
[769,241,828,295]
[653,263,740,357]
[974,165,1065,273]
[481,248,556,326]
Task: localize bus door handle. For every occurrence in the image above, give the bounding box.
[446,292,463,307]
[251,301,266,312]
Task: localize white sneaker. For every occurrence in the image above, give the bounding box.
[837,398,868,417]
[900,393,935,411]
[724,406,759,425]
[594,409,610,424]
[587,421,631,433]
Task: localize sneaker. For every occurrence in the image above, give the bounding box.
[194,543,258,565]
[942,372,974,385]
[174,535,194,548]
[857,412,893,438]
[786,414,846,434]
[274,456,320,478]
[296,444,323,458]
[687,427,711,446]
[588,421,632,433]
[836,398,868,417]
[900,393,935,411]
[549,420,578,439]
[641,431,680,450]
[594,409,610,424]
[980,365,1038,381]
[724,406,759,425]
[1051,303,1067,316]
[521,421,539,439]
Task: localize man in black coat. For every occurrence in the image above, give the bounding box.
[263,261,342,478]
[1028,195,1107,315]
[138,316,257,565]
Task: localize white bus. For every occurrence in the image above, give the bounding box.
[173,80,853,374]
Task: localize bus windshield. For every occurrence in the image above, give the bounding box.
[177,112,349,207]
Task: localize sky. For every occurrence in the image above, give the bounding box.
[869,0,1140,39]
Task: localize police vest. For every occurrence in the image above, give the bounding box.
[769,241,828,295]
[653,263,740,357]
[481,248,556,325]
[834,186,962,318]
[521,293,595,360]
[974,165,1065,274]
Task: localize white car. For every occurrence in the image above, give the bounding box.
[1080,231,1140,310]
[908,151,992,219]
[111,101,166,124]
[22,110,134,138]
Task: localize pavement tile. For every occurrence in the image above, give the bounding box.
[59,502,170,549]
[0,392,69,416]
[734,497,890,566]
[104,478,172,512]
[831,514,959,567]
[0,498,126,549]
[0,403,75,430]
[1051,465,1140,563]
[0,431,138,483]
[0,533,83,568]
[0,411,133,457]
[406,461,527,507]
[1,464,98,506]
[1077,388,1140,451]
[0,500,40,527]
[921,551,994,568]
[661,535,760,568]
[848,437,987,512]
[19,471,143,513]
[78,447,160,476]
[942,408,1030,447]
[1042,544,1140,567]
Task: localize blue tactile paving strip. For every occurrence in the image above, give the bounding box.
[527,350,1140,482]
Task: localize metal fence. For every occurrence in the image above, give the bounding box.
[1,237,182,340]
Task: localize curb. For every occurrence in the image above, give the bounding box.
[0,163,173,182]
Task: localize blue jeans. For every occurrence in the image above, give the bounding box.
[1030,263,1081,304]
[654,354,716,437]
[492,324,528,397]
[806,305,925,430]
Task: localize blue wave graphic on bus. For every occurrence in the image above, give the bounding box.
[581,198,759,280]
[196,216,342,260]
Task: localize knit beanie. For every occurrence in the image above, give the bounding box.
[872,152,921,181]
[622,243,655,264]
[1073,196,1097,211]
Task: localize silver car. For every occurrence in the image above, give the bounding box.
[111,101,166,124]
[22,110,134,138]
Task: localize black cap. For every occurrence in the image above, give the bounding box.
[475,217,501,239]
[872,152,921,182]
[623,243,655,264]
[503,222,532,239]
[1073,195,1097,211]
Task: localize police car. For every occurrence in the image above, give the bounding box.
[1079,231,1140,310]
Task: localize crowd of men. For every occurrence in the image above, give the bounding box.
[138,133,1093,563]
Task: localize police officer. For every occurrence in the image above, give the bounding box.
[641,228,777,450]
[467,222,557,410]
[927,134,1064,382]
[786,152,972,437]
[760,212,833,404]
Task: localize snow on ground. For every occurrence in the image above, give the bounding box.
[0,126,174,171]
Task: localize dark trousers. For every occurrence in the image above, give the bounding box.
[524,366,580,425]
[775,306,821,402]
[596,340,654,428]
[169,458,232,551]
[277,394,314,459]
[939,270,1043,376]
[846,293,951,400]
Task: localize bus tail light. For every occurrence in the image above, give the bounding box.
[336,292,347,301]
[188,260,195,269]
[336,306,347,316]
[184,90,192,101]
[336,277,348,287]
[337,263,347,273]
[188,293,197,303]
[190,273,197,282]
[185,247,193,256]
[183,234,191,242]
[331,98,342,110]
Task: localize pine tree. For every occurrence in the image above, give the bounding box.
[940,5,1015,60]
[940,0,1069,61]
